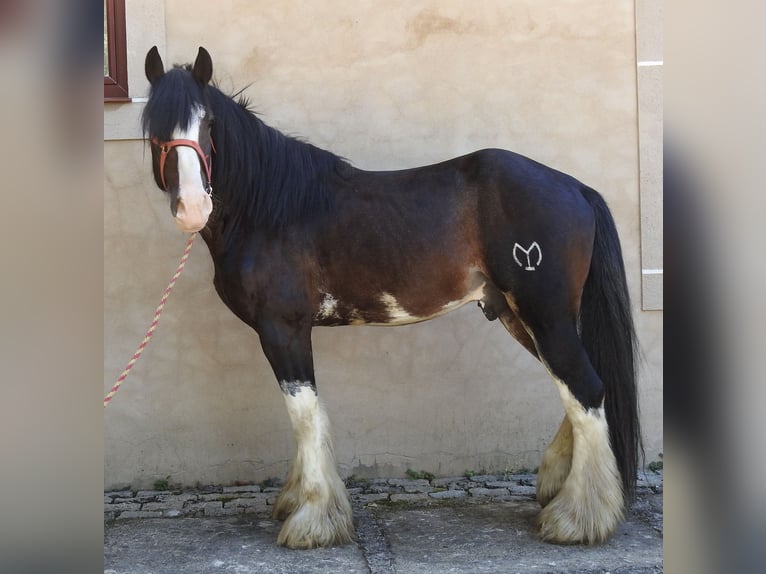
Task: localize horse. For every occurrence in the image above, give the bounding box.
[140,46,641,549]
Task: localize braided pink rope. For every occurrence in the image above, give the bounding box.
[104,232,197,408]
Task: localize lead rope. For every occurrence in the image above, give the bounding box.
[104,232,197,408]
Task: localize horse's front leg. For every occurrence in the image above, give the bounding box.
[257,319,355,549]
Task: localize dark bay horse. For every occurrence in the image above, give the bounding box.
[141,46,640,549]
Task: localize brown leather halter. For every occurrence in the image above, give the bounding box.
[150,136,215,195]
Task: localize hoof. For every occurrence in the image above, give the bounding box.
[537,489,623,545]
[277,499,356,549]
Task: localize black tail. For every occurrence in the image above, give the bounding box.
[579,186,642,500]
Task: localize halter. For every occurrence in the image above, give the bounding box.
[150,136,215,195]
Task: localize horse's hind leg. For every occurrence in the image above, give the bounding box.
[535,322,622,543]
[257,320,355,549]
[512,305,623,544]
[535,416,573,507]
[485,287,573,508]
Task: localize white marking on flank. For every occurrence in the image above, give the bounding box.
[641,269,664,275]
[637,60,663,67]
[373,280,487,326]
[317,293,339,319]
[441,284,486,312]
[379,292,419,324]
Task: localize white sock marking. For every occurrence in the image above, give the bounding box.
[277,384,354,548]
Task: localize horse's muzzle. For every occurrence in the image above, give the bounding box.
[174,194,212,232]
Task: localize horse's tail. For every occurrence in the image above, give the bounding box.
[579,185,642,500]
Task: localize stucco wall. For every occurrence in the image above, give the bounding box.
[104,0,662,489]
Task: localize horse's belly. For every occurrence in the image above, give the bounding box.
[313,283,486,327]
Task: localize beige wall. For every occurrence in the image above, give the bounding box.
[104,0,662,489]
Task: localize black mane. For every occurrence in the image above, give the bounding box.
[142,65,346,237]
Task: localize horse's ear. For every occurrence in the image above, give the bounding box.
[145,46,164,84]
[192,47,213,85]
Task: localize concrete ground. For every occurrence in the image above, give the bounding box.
[104,474,663,574]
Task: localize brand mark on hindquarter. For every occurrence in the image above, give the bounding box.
[513,242,542,271]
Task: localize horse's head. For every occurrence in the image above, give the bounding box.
[143,46,215,233]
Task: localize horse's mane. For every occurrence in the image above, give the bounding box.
[142,65,346,237]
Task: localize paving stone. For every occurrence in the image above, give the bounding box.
[163,509,183,517]
[201,501,222,515]
[103,511,116,521]
[429,489,467,500]
[388,478,430,487]
[156,492,198,503]
[108,502,141,512]
[136,490,167,498]
[369,484,400,494]
[354,493,390,504]
[390,493,430,503]
[105,490,134,499]
[222,485,261,494]
[195,485,222,494]
[430,476,465,488]
[142,501,184,512]
[466,474,500,484]
[225,497,268,509]
[451,480,480,490]
[510,474,537,486]
[508,485,537,497]
[180,502,207,516]
[117,510,163,520]
[243,505,271,515]
[637,471,663,491]
[469,487,510,498]
[485,481,516,489]
[198,493,228,501]
[402,480,432,494]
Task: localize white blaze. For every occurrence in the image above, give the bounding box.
[171,105,212,232]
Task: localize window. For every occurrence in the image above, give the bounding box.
[104,0,128,100]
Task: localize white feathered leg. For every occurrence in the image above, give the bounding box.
[275,384,355,549]
[536,415,574,507]
[537,381,624,544]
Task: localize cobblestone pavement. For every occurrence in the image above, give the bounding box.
[104,471,663,573]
